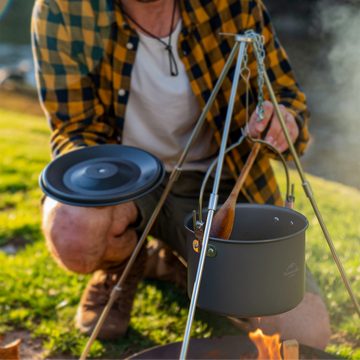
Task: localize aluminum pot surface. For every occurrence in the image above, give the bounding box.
[185,204,308,317]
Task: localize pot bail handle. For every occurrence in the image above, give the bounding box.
[248,136,294,208]
[196,132,294,223]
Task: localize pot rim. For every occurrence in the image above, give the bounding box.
[185,203,309,245]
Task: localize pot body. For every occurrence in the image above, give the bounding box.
[186,204,308,317]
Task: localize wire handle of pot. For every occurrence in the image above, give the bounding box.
[246,135,294,207]
[197,133,293,225]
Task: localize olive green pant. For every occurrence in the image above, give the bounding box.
[134,170,321,295]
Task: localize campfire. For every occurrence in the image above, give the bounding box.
[249,328,299,360]
[129,332,338,359]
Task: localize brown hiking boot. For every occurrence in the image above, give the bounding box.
[75,248,147,340]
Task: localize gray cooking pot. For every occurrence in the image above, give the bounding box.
[185,204,308,317]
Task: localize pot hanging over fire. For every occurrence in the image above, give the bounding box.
[185,204,308,317]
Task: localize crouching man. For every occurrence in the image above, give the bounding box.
[32,0,331,348]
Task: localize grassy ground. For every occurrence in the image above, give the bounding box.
[0,101,359,359]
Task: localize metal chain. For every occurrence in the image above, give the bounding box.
[244,30,266,121]
[241,67,251,135]
[240,41,250,125]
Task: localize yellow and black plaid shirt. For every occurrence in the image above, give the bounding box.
[32,0,310,205]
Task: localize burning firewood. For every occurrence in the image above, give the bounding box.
[283,339,299,360]
[0,338,21,360]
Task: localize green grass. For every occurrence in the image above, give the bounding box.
[274,164,360,359]
[0,106,359,359]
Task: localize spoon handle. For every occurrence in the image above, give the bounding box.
[229,142,261,200]
[210,142,261,239]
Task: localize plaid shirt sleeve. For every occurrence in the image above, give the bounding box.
[31,0,116,157]
[246,0,310,159]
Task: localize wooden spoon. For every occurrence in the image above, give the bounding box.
[210,142,261,239]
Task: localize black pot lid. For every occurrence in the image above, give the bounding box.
[39,144,165,206]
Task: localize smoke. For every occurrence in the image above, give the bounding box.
[315,1,360,122]
[295,1,360,188]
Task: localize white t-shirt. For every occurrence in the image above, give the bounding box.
[122,21,217,172]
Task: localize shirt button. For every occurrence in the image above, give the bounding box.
[118,88,126,97]
[126,42,134,50]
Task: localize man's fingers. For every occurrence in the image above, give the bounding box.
[264,105,286,143]
[248,100,274,137]
[266,110,299,153]
[104,228,137,263]
[248,102,299,153]
[276,112,299,152]
[111,201,139,235]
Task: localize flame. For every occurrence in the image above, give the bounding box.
[249,328,282,360]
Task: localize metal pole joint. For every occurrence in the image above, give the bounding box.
[208,193,219,211]
[302,181,313,198]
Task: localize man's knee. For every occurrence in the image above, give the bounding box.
[42,198,112,274]
[251,292,331,350]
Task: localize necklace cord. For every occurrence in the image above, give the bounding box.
[121,0,179,76]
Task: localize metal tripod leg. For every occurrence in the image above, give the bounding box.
[79,40,241,360]
[179,37,251,360]
[264,72,360,317]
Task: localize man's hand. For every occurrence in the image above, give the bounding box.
[247,100,299,153]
